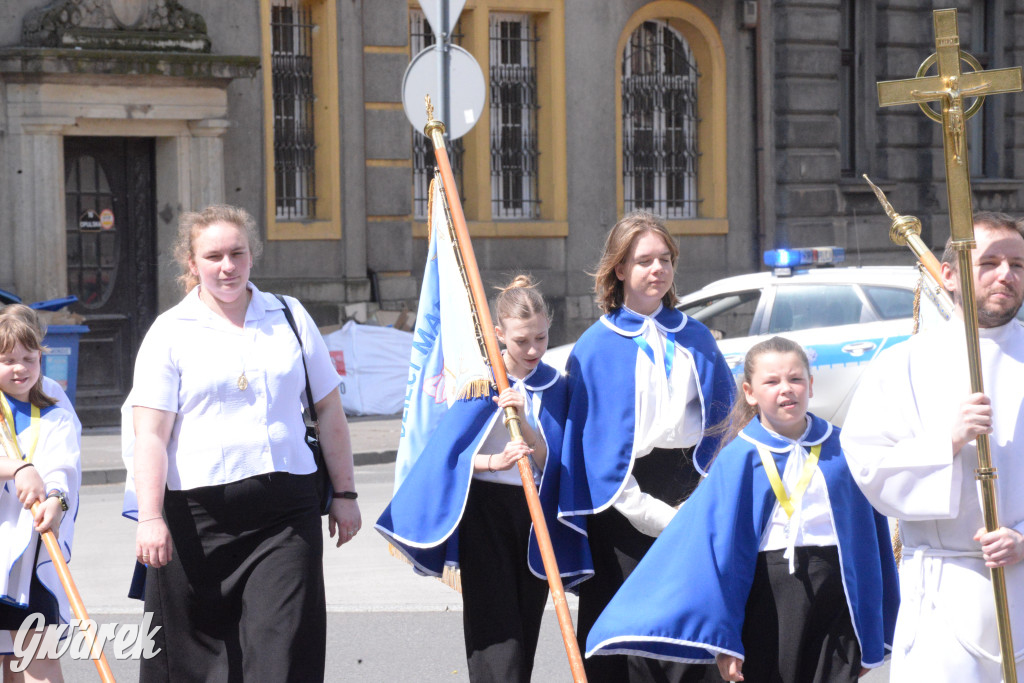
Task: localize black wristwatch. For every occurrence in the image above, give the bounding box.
[337,491,358,500]
[47,490,69,512]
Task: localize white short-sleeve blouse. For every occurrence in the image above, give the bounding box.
[130,284,341,490]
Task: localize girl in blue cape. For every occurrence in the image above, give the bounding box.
[558,211,735,683]
[377,275,583,682]
[586,336,900,682]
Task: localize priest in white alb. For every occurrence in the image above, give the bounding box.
[842,211,1024,681]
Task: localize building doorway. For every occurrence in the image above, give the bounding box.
[64,137,157,427]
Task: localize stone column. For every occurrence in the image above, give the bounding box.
[187,118,229,209]
[15,121,71,302]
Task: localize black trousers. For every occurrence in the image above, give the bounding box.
[459,479,549,683]
[577,448,721,683]
[741,547,861,683]
[141,472,326,683]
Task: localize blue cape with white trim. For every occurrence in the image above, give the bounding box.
[585,414,899,667]
[557,306,735,535]
[376,362,586,582]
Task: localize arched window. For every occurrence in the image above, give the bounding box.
[622,20,699,219]
[616,2,727,235]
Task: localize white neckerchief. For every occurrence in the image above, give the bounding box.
[758,418,838,573]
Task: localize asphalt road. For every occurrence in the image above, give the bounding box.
[55,464,889,682]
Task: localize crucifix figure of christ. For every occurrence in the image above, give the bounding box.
[876,9,1021,242]
[875,8,1023,683]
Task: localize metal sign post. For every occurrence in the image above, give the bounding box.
[402,0,482,141]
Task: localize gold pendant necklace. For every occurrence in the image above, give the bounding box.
[237,324,256,392]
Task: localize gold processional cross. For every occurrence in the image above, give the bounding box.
[875,9,1022,682]
[876,8,1021,241]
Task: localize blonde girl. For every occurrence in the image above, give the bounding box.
[378,274,572,682]
[0,310,80,683]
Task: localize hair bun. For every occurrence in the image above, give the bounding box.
[501,274,535,293]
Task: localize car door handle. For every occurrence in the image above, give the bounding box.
[841,341,877,358]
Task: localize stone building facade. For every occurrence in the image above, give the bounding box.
[0,0,1021,425]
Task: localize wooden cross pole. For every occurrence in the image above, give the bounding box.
[876,9,1022,682]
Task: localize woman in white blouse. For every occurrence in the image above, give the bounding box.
[131,205,360,682]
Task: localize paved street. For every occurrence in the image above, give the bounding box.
[58,463,581,682]
[54,429,888,682]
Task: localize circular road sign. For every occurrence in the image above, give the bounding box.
[402,44,486,141]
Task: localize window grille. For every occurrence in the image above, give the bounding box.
[968,0,996,178]
[271,1,317,219]
[490,13,540,219]
[410,10,464,220]
[839,0,856,176]
[622,20,699,219]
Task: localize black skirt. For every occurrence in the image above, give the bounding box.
[141,471,325,683]
[741,546,861,683]
[577,448,721,683]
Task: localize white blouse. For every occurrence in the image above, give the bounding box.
[757,419,839,573]
[472,378,542,486]
[130,284,341,490]
[606,305,703,536]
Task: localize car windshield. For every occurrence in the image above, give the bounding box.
[768,284,873,333]
[862,285,916,320]
[681,290,760,339]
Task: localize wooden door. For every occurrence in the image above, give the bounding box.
[64,137,157,427]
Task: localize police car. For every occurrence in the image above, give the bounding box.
[677,247,958,425]
[546,247,956,426]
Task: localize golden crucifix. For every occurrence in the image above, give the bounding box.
[877,9,1021,241]
[876,9,1022,682]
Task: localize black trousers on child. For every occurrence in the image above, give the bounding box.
[741,546,861,683]
[576,448,722,683]
[141,472,326,683]
[459,479,549,683]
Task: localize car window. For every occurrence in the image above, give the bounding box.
[680,290,760,339]
[769,284,868,333]
[862,285,915,320]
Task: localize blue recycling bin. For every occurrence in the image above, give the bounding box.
[42,325,89,405]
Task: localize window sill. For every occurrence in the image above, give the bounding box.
[665,218,728,235]
[412,220,568,238]
[269,219,341,241]
[971,178,1021,195]
[838,176,893,195]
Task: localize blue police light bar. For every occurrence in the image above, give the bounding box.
[763,246,845,269]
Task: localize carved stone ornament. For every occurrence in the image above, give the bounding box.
[21,0,211,52]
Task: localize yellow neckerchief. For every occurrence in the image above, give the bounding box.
[756,443,822,518]
[0,392,41,463]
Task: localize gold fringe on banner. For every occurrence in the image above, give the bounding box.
[387,543,462,593]
[456,379,494,401]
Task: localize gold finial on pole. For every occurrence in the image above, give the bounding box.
[424,94,446,148]
[862,174,950,304]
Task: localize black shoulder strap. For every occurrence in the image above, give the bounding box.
[274,294,318,426]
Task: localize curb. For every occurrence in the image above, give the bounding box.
[81,450,398,487]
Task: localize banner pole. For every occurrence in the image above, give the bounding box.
[423,96,588,682]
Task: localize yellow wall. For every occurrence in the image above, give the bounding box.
[260,0,343,240]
